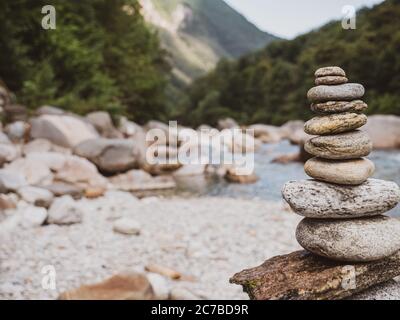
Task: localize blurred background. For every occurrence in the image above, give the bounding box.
[0,0,399,300]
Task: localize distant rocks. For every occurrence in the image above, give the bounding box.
[43,182,83,199]
[304,113,367,135]
[248,124,282,143]
[5,157,53,185]
[74,138,144,174]
[86,111,122,139]
[225,167,259,184]
[0,143,20,165]
[47,195,83,225]
[19,205,48,228]
[363,115,400,149]
[4,121,30,143]
[296,217,400,262]
[282,179,400,219]
[304,157,374,185]
[17,186,54,208]
[109,169,176,191]
[0,170,27,191]
[218,117,239,130]
[30,115,98,148]
[307,83,365,103]
[22,139,53,155]
[305,130,372,160]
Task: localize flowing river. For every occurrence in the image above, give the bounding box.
[173,141,400,216]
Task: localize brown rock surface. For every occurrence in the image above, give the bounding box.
[304,113,367,135]
[58,273,154,300]
[230,250,400,300]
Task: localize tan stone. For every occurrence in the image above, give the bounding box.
[304,113,367,135]
[304,130,372,160]
[315,76,348,86]
[58,273,154,300]
[311,100,368,114]
[304,157,375,185]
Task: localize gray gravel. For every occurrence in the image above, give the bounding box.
[0,193,301,300]
[1,192,398,300]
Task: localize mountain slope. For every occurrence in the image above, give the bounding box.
[140,0,278,85]
[183,0,400,126]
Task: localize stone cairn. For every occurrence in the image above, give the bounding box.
[283,66,400,263]
[230,67,400,300]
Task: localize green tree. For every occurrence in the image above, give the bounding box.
[0,0,169,122]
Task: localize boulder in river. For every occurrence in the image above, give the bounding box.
[86,111,122,139]
[30,114,99,148]
[362,115,400,149]
[58,273,154,300]
[74,138,145,174]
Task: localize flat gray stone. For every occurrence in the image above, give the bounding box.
[282,179,400,218]
[307,84,365,103]
[296,216,400,262]
[315,66,346,78]
[315,76,348,86]
[311,100,368,114]
[304,113,367,135]
[304,130,372,160]
[304,157,375,185]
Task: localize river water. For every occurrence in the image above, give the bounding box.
[173,141,400,216]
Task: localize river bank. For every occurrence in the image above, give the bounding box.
[0,196,301,299]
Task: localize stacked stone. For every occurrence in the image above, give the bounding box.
[283,66,400,262]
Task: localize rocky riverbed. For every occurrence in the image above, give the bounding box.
[0,196,301,300]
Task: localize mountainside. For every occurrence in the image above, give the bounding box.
[183,0,400,126]
[139,0,278,85]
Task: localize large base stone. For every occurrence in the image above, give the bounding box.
[230,250,400,300]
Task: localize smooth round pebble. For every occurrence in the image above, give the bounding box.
[113,217,141,235]
[304,130,372,160]
[296,216,400,262]
[311,100,368,114]
[282,179,400,218]
[315,76,348,86]
[304,157,375,185]
[304,113,367,135]
[315,66,346,78]
[307,83,365,103]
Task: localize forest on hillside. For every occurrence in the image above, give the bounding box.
[183,0,400,126]
[0,0,169,122]
[0,0,399,126]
